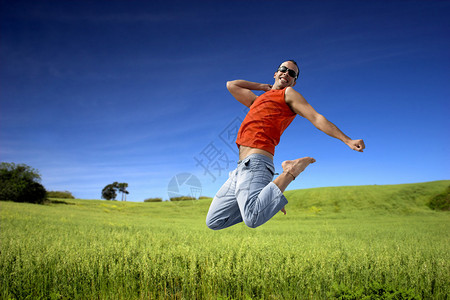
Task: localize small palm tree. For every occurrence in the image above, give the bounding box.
[117,183,129,201]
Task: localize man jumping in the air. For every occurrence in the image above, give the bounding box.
[206,60,365,230]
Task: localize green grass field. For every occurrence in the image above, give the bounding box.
[1,180,449,299]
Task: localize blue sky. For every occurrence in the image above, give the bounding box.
[1,0,449,201]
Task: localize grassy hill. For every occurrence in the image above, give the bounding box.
[1,180,449,299]
[39,180,447,222]
[284,180,449,214]
[47,180,449,215]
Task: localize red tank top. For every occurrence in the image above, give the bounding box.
[236,88,296,155]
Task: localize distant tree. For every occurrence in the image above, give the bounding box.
[101,182,129,201]
[0,162,47,204]
[117,183,129,201]
[102,183,118,200]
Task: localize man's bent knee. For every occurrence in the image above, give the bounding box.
[206,218,224,230]
[243,216,261,229]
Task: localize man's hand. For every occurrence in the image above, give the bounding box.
[281,206,286,215]
[347,139,365,152]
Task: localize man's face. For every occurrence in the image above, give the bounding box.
[274,61,298,88]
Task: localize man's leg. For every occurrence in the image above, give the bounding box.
[273,157,316,213]
[206,169,243,230]
[236,155,315,228]
[273,157,316,192]
[235,155,285,228]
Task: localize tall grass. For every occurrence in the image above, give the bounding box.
[1,181,449,299]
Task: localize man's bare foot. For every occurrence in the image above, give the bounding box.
[281,157,316,179]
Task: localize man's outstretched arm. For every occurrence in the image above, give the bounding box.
[226,80,272,107]
[285,87,365,152]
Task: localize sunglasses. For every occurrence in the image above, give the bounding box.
[277,66,298,79]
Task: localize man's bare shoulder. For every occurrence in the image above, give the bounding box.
[284,87,304,103]
[285,86,302,94]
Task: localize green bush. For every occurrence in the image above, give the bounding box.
[47,191,75,199]
[427,186,450,211]
[0,163,47,204]
[170,196,196,201]
[144,198,163,202]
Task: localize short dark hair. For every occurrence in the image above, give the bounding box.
[278,60,299,80]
